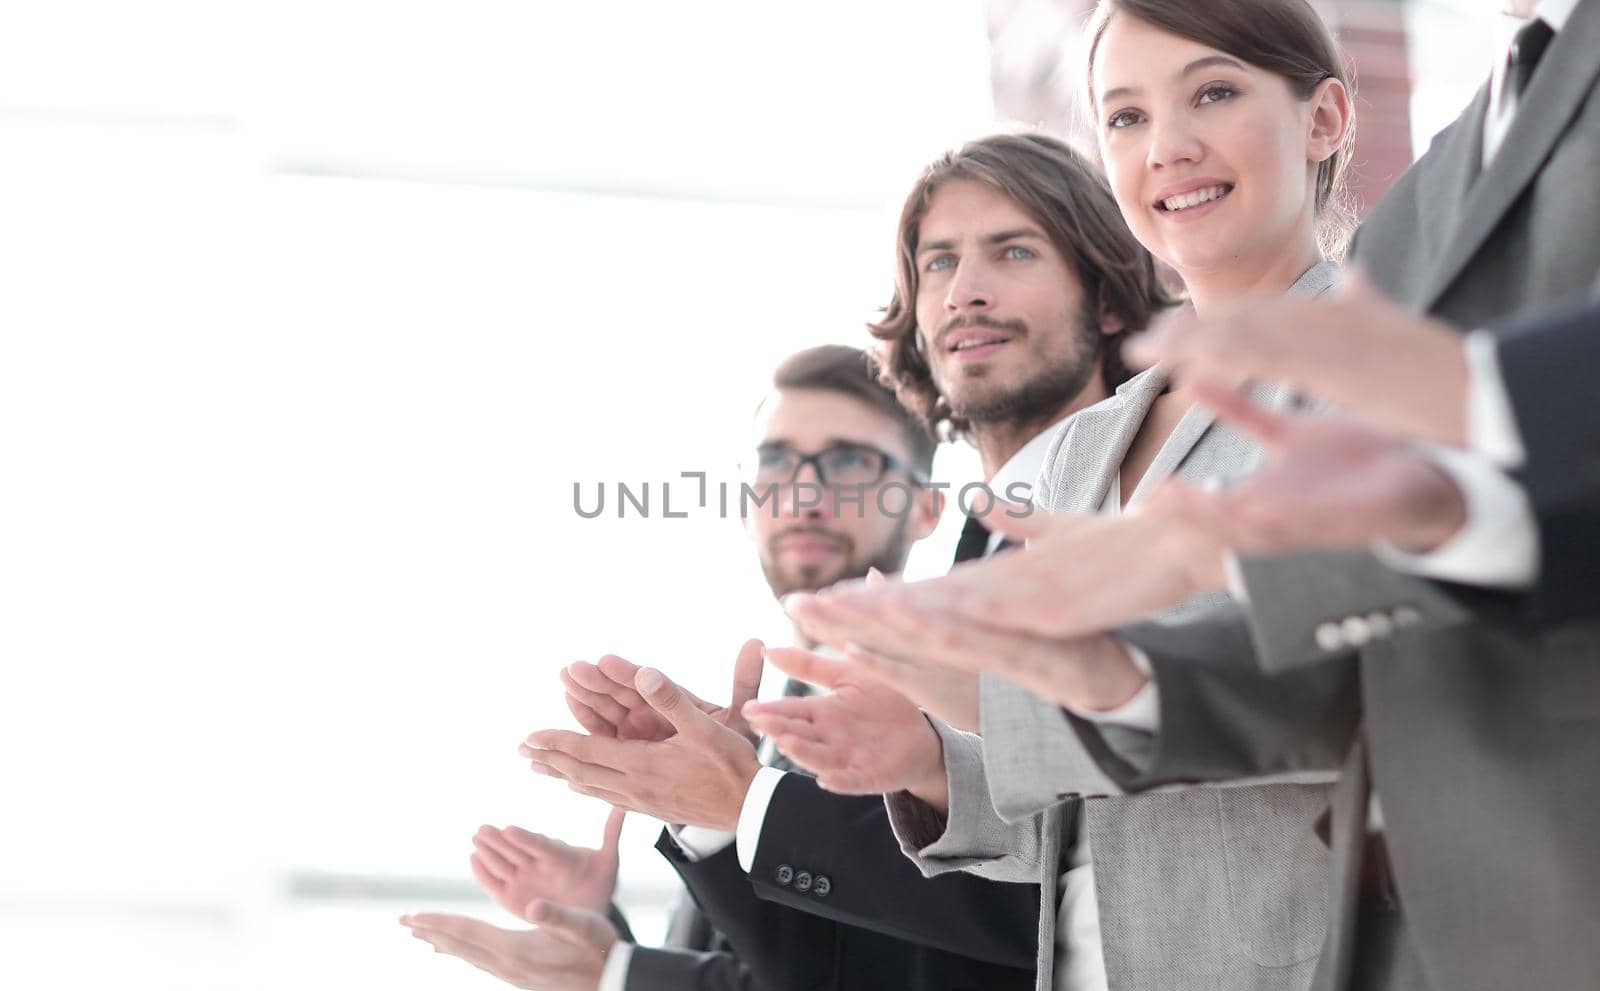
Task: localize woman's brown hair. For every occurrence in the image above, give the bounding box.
[868,131,1176,439]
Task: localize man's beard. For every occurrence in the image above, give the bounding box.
[758,517,912,598]
[942,306,1104,426]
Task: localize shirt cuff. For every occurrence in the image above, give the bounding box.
[597,939,634,991]
[1062,641,1160,733]
[735,766,788,873]
[668,823,735,862]
[1465,329,1527,469]
[1372,444,1539,589]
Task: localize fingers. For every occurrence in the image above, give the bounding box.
[523,899,617,949]
[567,662,644,720]
[741,696,820,723]
[468,852,505,896]
[499,824,560,860]
[470,829,517,880]
[401,912,501,949]
[593,653,643,688]
[762,646,851,690]
[766,733,847,776]
[973,499,1050,543]
[1144,478,1242,540]
[565,694,618,738]
[1123,304,1197,369]
[599,806,626,857]
[521,745,633,794]
[634,667,715,740]
[839,643,934,701]
[561,667,631,732]
[521,730,626,770]
[743,710,823,744]
[784,595,892,656]
[728,639,765,713]
[1190,376,1292,449]
[401,915,507,977]
[865,567,886,585]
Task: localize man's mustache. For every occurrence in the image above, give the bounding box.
[935,315,1028,352]
[771,525,852,552]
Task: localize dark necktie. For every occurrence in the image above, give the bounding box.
[1509,17,1555,98]
[953,514,992,564]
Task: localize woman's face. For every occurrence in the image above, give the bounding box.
[1091,12,1329,280]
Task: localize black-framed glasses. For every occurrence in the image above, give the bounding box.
[747,441,928,487]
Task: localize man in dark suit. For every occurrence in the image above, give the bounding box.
[405,343,1037,990]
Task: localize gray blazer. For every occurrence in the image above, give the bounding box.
[886,264,1340,991]
[1094,6,1600,989]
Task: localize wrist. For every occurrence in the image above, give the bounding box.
[903,717,950,813]
[712,757,761,833]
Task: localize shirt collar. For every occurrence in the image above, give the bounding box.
[988,422,1065,504]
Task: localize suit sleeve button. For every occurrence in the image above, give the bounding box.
[813,875,831,897]
[1367,612,1394,639]
[795,871,813,893]
[1341,616,1373,647]
[775,865,793,886]
[1314,622,1344,652]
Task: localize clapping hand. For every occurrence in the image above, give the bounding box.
[469,807,626,916]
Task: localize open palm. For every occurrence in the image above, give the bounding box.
[469,807,624,916]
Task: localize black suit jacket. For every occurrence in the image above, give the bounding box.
[659,824,1035,991]
[1453,299,1600,628]
[746,772,1039,969]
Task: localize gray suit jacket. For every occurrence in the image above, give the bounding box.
[1091,7,1600,989]
[885,265,1339,991]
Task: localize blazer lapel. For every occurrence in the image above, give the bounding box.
[1407,85,1489,306]
[1417,2,1600,311]
[1126,401,1216,507]
[1046,367,1168,514]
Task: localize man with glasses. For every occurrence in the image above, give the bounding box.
[405,345,1037,990]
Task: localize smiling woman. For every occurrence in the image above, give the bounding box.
[1086,0,1354,306]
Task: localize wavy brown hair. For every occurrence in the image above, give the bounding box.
[1085,0,1357,258]
[868,132,1175,439]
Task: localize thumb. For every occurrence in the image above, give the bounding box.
[865,567,887,586]
[729,639,765,712]
[523,899,617,950]
[599,806,626,859]
[636,668,715,739]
